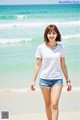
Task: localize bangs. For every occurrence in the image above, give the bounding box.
[48,29,55,34]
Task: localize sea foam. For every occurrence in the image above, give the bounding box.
[0,20,80,29]
[0,38,33,44]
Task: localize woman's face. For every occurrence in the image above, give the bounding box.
[47,30,57,42]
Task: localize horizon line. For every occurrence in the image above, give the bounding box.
[0,3,79,6]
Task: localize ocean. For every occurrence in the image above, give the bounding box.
[0,4,80,89]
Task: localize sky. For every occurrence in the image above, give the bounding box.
[0,0,59,5]
[0,0,79,5]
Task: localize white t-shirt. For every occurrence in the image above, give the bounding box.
[35,43,65,80]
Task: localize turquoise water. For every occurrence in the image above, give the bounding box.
[0,4,80,88]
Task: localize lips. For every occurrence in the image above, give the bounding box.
[49,36,54,39]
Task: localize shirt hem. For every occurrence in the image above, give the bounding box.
[40,77,63,80]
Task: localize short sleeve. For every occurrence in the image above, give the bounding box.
[60,45,65,58]
[35,45,42,58]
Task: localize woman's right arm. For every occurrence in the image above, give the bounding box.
[31,58,42,91]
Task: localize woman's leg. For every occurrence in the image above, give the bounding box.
[41,88,52,120]
[51,85,62,120]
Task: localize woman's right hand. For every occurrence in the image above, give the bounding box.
[30,82,35,91]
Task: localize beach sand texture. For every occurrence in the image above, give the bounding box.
[0,88,80,120]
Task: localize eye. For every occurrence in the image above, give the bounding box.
[53,32,55,35]
[48,32,51,34]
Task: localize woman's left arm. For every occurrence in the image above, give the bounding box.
[60,57,72,91]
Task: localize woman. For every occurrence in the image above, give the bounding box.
[31,24,72,120]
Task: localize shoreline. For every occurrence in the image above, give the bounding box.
[0,86,80,93]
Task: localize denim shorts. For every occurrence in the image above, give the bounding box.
[39,78,63,88]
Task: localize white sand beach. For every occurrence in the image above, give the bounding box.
[10,112,80,120]
[0,87,80,120]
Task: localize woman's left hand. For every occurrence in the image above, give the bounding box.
[67,82,72,91]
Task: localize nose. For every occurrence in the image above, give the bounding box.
[50,33,53,35]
